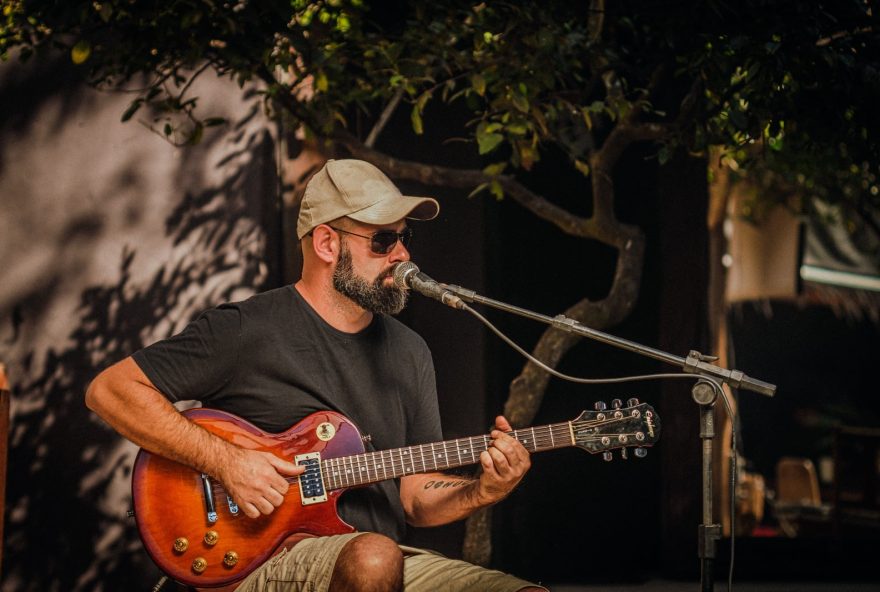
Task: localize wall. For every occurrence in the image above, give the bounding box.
[0,57,280,590]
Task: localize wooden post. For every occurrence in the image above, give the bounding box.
[0,362,9,573]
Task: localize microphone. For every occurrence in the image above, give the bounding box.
[393,262,466,310]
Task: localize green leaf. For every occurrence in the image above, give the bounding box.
[511,93,529,113]
[477,131,504,155]
[574,159,591,176]
[467,182,489,198]
[471,73,486,96]
[410,105,423,135]
[657,145,671,165]
[483,162,507,177]
[416,91,431,112]
[489,179,504,200]
[316,71,329,92]
[71,40,91,65]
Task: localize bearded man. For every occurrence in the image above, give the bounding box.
[86,159,545,592]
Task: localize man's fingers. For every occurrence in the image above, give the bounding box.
[242,502,260,519]
[494,415,513,432]
[270,454,305,476]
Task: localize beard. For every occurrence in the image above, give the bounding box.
[332,242,408,315]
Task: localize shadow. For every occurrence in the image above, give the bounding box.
[1,107,280,592]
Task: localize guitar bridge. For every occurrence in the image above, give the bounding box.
[296,452,327,505]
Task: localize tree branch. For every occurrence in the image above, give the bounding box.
[365,87,405,148]
[336,134,626,244]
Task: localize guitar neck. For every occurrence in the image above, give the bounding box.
[321,421,575,491]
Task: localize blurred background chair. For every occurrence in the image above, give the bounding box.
[773,456,832,537]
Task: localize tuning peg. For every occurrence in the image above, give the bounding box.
[602,451,613,462]
[627,397,640,407]
[620,448,628,460]
[594,401,607,411]
[634,447,648,458]
[611,398,622,409]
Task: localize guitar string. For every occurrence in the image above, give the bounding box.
[206,416,654,497]
[314,418,654,490]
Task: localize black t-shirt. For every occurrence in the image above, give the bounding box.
[132,285,442,540]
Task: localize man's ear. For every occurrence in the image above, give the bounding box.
[310,224,340,264]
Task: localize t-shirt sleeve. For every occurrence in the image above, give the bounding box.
[132,305,241,402]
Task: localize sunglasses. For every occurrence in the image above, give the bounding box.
[329,226,413,254]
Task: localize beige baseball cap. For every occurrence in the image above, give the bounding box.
[297,159,440,239]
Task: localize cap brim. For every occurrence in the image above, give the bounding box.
[347,195,439,225]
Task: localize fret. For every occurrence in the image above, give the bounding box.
[546,426,553,449]
[342,456,350,487]
[380,450,388,481]
[438,440,449,470]
[393,448,404,478]
[367,451,376,483]
[330,458,340,488]
[567,420,576,445]
[400,447,410,475]
[419,444,431,473]
[454,437,462,467]
[357,454,370,485]
[407,446,416,474]
[428,442,436,471]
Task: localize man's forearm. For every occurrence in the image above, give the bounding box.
[400,473,491,527]
[85,357,236,478]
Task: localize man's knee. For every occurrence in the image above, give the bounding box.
[330,533,403,592]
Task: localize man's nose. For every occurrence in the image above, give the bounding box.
[388,238,410,262]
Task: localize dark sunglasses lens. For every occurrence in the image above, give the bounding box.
[371,228,413,254]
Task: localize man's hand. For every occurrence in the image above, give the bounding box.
[218,449,305,519]
[476,415,531,505]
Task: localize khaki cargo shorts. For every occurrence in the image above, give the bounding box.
[235,532,547,592]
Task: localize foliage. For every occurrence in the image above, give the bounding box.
[3,0,877,219]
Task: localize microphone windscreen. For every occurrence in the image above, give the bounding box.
[393,261,419,289]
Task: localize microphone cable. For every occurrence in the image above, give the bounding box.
[459,301,740,592]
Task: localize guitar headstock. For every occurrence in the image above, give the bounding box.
[571,399,660,460]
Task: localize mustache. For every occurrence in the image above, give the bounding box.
[376,266,397,283]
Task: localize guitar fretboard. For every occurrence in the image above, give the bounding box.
[321,421,575,491]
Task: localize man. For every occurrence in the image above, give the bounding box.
[86,159,546,591]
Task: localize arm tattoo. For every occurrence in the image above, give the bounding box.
[423,478,474,490]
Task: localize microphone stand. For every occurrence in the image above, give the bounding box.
[442,283,776,591]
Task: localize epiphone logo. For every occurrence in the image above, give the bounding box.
[316,422,336,441]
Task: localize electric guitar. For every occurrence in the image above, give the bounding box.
[131,401,660,587]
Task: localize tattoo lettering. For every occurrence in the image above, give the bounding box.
[423,479,472,490]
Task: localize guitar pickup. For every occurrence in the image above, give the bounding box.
[296,452,327,506]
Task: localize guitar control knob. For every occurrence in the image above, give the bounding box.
[192,557,207,574]
[602,451,613,462]
[224,550,239,567]
[611,399,622,409]
[634,447,648,458]
[627,397,640,407]
[594,401,607,411]
[204,530,219,546]
[173,538,189,553]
